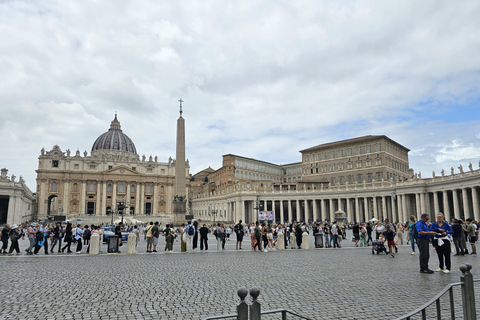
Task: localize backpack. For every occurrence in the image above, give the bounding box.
[411,222,418,239]
[84,229,91,239]
[234,224,239,233]
[187,225,194,236]
[35,230,44,241]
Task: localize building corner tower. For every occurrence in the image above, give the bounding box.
[173,99,187,225]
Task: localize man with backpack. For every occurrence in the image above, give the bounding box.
[234,220,244,250]
[151,222,160,253]
[184,220,195,253]
[50,222,63,253]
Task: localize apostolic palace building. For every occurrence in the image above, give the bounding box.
[191,135,480,225]
[35,114,190,221]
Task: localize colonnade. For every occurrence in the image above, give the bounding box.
[192,174,480,225]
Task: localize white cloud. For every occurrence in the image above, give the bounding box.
[1,1,480,188]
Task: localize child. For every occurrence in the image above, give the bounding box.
[383,225,396,258]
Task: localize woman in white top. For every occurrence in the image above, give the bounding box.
[74,224,85,253]
[375,222,385,240]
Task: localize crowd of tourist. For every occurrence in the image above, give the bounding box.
[1,215,478,274]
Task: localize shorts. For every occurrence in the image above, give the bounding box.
[267,233,273,240]
[152,237,159,246]
[353,233,360,241]
[236,234,244,242]
[469,236,477,244]
[387,240,395,247]
[146,237,153,245]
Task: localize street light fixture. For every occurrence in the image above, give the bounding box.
[211,208,218,225]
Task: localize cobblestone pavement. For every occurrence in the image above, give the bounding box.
[0,232,478,320]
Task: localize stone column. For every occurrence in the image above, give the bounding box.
[304,199,310,223]
[402,194,408,222]
[321,199,327,221]
[263,200,268,212]
[472,187,480,222]
[381,196,387,221]
[373,197,378,219]
[462,188,470,218]
[62,179,69,216]
[280,200,285,224]
[38,178,47,218]
[420,192,427,215]
[7,196,16,225]
[312,199,318,222]
[140,183,145,215]
[152,183,158,215]
[415,193,421,218]
[397,195,403,222]
[80,180,87,215]
[346,198,353,223]
[288,200,292,223]
[102,182,107,216]
[433,192,440,215]
[442,191,450,222]
[296,199,300,223]
[355,198,360,222]
[112,183,117,214]
[95,180,101,215]
[329,198,334,222]
[135,183,140,215]
[452,189,460,219]
[392,196,397,223]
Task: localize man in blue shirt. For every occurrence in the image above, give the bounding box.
[416,213,437,274]
[430,213,453,273]
[184,221,195,253]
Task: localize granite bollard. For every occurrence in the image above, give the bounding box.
[89,233,100,255]
[277,232,285,250]
[127,232,137,254]
[302,232,310,250]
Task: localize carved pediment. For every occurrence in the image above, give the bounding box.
[103,165,141,175]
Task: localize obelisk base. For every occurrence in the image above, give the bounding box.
[173,202,186,226]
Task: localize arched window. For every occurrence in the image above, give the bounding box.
[89,183,95,192]
[51,182,57,192]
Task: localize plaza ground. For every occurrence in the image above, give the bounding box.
[0,231,478,320]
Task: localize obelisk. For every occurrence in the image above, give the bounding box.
[173,99,187,225]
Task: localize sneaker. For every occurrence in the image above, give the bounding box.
[391,254,395,258]
[435,268,443,272]
[263,249,268,252]
[443,269,450,274]
[411,252,415,255]
[76,251,82,254]
[152,250,157,253]
[472,253,477,256]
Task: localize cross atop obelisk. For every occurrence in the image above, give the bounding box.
[178,98,183,116]
[173,98,187,225]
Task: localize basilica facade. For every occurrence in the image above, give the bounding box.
[35,115,190,220]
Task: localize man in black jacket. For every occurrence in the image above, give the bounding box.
[199,224,209,251]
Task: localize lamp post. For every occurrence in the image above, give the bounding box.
[211,208,218,225]
[253,197,263,222]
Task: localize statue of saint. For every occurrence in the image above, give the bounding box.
[458,165,464,174]
[418,172,422,179]
[451,167,455,175]
[84,150,88,157]
[441,169,445,177]
[142,155,146,162]
[11,174,16,182]
[432,170,435,178]
[468,162,473,172]
[67,149,71,157]
[41,148,45,156]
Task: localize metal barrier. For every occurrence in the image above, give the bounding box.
[203,264,477,320]
[202,287,312,320]
[393,263,478,320]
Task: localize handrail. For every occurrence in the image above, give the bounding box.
[203,308,313,320]
[261,308,312,319]
[391,282,462,320]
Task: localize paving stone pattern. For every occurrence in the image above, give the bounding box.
[0,232,478,320]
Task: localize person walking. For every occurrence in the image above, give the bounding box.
[1,224,9,254]
[430,213,453,273]
[359,224,368,247]
[352,222,360,247]
[145,222,154,253]
[74,224,84,253]
[192,220,199,251]
[26,222,37,254]
[416,214,437,274]
[33,222,50,255]
[61,222,73,253]
[163,224,174,252]
[180,223,187,252]
[395,222,404,245]
[331,221,339,248]
[466,218,477,255]
[184,221,195,253]
[451,219,466,255]
[215,223,223,251]
[8,224,22,255]
[199,224,209,251]
[151,222,160,253]
[366,222,373,246]
[50,222,63,253]
[234,220,244,250]
[407,215,417,255]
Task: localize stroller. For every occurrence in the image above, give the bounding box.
[371,239,388,255]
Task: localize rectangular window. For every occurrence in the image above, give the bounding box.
[52,160,59,168]
[74,164,79,169]
[337,150,343,157]
[90,165,96,170]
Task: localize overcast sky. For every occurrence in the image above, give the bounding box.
[1,1,480,190]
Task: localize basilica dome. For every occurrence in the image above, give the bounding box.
[91,115,137,154]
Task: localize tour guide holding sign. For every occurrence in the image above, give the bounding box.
[416,213,437,274]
